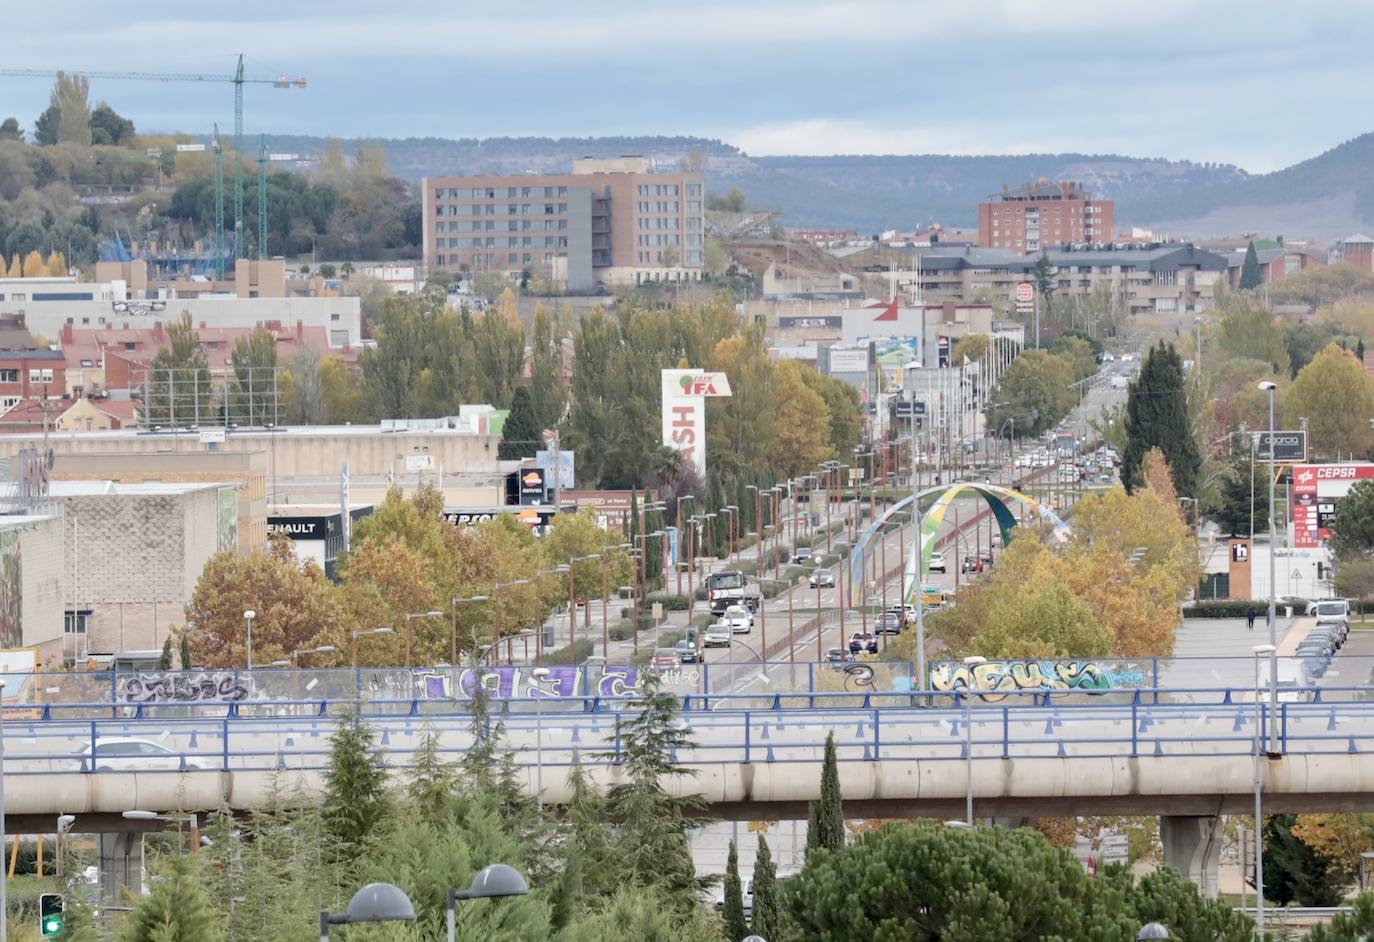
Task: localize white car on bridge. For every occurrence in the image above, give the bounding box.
[75,737,216,772]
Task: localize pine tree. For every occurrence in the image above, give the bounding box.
[806,732,844,856]
[320,709,391,857]
[407,723,457,816]
[723,839,748,942]
[549,843,584,932]
[499,385,543,460]
[115,852,222,942]
[750,833,781,941]
[594,674,705,909]
[564,762,618,898]
[1240,240,1263,291]
[1121,341,1201,499]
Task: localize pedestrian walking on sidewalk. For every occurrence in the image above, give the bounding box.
[1246,606,1257,631]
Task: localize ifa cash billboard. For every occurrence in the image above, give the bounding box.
[1292,463,1374,547]
[661,370,733,479]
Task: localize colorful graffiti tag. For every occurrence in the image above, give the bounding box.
[929,659,1146,700]
[0,530,20,649]
[118,672,251,704]
[410,666,644,700]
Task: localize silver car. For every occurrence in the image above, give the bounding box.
[76,737,215,772]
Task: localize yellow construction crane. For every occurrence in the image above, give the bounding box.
[0,55,306,261]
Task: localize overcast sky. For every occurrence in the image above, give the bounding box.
[3,1,1370,171]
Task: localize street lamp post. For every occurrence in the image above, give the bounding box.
[962,655,986,826]
[446,864,530,942]
[350,626,393,670]
[321,882,417,940]
[290,645,336,667]
[531,667,549,810]
[1253,641,1275,938]
[1259,380,1280,752]
[243,610,256,670]
[403,610,444,669]
[490,579,531,665]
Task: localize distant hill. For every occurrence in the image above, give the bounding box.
[711,154,1246,232]
[255,132,1374,239]
[1138,133,1374,239]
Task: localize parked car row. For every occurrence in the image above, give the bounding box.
[1298,599,1351,679]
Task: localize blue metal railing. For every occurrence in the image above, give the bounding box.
[5,694,1374,776]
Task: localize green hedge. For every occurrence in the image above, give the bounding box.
[1182,599,1319,618]
[646,593,690,611]
[535,639,596,665]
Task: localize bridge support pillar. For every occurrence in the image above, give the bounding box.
[1160,815,1222,899]
[98,831,144,904]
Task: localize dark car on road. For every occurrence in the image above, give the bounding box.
[848,632,878,655]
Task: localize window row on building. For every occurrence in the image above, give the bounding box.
[434,186,569,199]
[435,202,570,217]
[437,236,570,249]
[437,219,569,233]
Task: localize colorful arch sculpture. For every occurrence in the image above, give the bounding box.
[846,482,1071,606]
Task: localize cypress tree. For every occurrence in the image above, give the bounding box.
[812,732,844,853]
[1121,341,1201,499]
[321,709,391,857]
[498,385,542,460]
[178,632,192,670]
[157,637,173,670]
[750,833,781,941]
[1240,240,1263,290]
[722,839,748,942]
[115,852,222,942]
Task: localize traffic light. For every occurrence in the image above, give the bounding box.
[39,892,63,936]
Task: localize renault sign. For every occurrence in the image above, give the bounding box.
[1253,430,1307,462]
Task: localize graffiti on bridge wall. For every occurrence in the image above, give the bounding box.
[118,672,251,703]
[928,659,1145,700]
[408,666,644,700]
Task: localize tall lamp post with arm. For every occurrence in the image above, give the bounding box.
[1252,642,1276,937]
[351,626,393,670]
[243,610,256,670]
[1258,380,1280,752]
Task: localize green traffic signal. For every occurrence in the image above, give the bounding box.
[39,892,64,936]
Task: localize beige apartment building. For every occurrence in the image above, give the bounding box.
[422,157,705,291]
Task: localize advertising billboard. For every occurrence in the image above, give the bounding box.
[518,468,547,505]
[660,369,731,479]
[1253,430,1307,462]
[829,348,870,373]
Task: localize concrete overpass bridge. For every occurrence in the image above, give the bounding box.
[8,689,1374,898]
